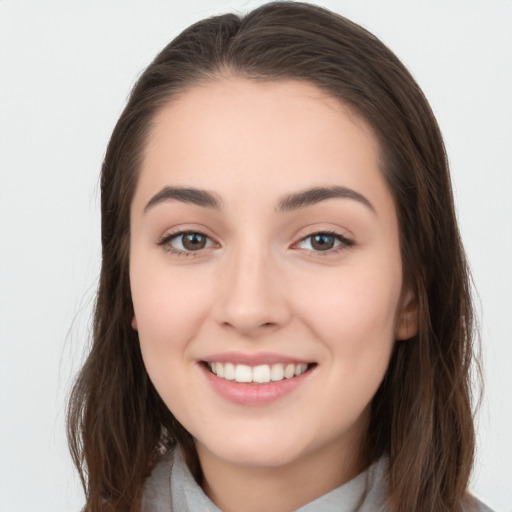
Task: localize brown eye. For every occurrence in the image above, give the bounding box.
[181,233,207,251]
[296,232,353,253]
[160,231,215,254]
[310,234,336,251]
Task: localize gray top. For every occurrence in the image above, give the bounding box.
[142,449,493,512]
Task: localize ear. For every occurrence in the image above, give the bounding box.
[395,287,418,340]
[131,315,138,331]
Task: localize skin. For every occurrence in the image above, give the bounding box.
[129,77,418,512]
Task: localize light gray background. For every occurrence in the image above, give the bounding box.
[0,1,510,511]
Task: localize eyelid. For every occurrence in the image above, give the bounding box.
[157,228,218,256]
[292,229,355,254]
[156,225,354,257]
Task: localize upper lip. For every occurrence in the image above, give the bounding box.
[201,351,313,366]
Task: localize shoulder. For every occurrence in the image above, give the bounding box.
[141,452,173,512]
[466,497,495,512]
[364,457,495,512]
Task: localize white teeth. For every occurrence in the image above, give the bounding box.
[284,363,295,379]
[234,364,252,382]
[294,363,307,376]
[224,362,235,380]
[270,364,284,381]
[208,362,310,383]
[253,364,271,383]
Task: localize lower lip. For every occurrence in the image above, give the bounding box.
[200,364,313,406]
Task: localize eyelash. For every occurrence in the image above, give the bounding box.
[295,230,354,255]
[157,230,216,257]
[157,230,354,257]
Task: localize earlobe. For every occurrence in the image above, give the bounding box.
[131,315,138,331]
[395,288,419,340]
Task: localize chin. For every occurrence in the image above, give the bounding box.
[196,431,308,469]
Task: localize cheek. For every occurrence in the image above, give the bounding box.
[291,256,402,415]
[130,263,214,416]
[130,254,208,335]
[296,265,402,346]
[130,259,212,364]
[295,265,401,424]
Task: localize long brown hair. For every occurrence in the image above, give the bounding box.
[67,3,478,511]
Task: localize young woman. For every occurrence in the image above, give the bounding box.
[67,3,492,511]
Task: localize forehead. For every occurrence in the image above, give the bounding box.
[135,77,391,216]
[145,76,377,160]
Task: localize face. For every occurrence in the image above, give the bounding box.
[129,78,417,475]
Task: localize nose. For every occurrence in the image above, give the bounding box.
[213,244,291,336]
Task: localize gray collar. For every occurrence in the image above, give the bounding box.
[143,448,388,512]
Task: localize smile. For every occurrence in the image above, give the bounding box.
[200,353,316,405]
[207,362,310,384]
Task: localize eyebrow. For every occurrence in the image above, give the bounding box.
[143,184,375,214]
[144,186,222,212]
[277,186,375,213]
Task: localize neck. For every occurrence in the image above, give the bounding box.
[195,433,369,512]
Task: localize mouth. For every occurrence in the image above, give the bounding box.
[202,361,316,385]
